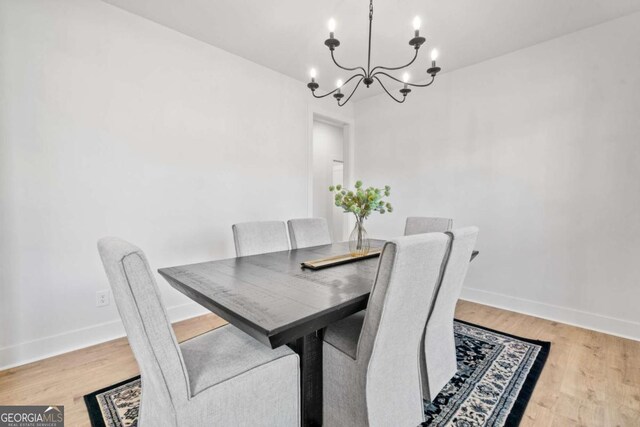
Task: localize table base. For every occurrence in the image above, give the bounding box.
[288,332,323,427]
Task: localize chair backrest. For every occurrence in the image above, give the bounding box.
[428,227,478,323]
[287,218,332,249]
[356,233,450,425]
[422,226,478,398]
[232,221,289,257]
[404,217,453,236]
[97,237,189,409]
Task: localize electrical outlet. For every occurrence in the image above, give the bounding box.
[96,290,110,307]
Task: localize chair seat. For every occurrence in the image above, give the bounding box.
[322,310,366,359]
[180,324,297,397]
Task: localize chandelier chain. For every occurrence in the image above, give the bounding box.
[367,0,373,74]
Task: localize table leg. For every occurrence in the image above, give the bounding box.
[288,332,323,427]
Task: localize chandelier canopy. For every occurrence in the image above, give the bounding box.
[307,0,441,107]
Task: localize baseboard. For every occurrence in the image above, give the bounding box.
[460,287,640,342]
[0,302,209,371]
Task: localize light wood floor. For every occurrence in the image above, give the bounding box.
[1,301,639,426]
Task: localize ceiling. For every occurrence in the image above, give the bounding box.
[102,0,640,101]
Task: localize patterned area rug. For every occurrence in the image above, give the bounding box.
[422,320,549,426]
[84,320,549,427]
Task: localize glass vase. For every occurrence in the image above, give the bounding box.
[349,219,370,257]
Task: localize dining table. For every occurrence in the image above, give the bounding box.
[158,239,478,427]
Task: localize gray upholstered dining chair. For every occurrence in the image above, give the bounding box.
[232,221,289,257]
[287,218,332,249]
[321,233,450,427]
[421,226,478,402]
[404,216,453,235]
[97,237,300,427]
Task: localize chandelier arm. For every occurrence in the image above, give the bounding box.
[338,77,365,107]
[311,73,365,98]
[373,75,405,103]
[340,72,366,86]
[369,49,419,75]
[406,75,436,88]
[373,71,436,88]
[330,50,367,75]
[311,89,338,99]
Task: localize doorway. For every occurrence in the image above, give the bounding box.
[312,119,347,241]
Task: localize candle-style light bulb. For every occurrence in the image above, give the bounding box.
[328,18,336,38]
[402,72,410,89]
[336,78,343,93]
[310,68,317,81]
[431,48,439,68]
[412,16,421,37]
[412,16,421,30]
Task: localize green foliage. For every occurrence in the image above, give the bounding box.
[329,181,393,221]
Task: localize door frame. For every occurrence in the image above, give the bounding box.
[307,106,355,241]
[330,160,345,241]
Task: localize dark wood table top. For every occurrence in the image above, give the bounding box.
[158,240,385,348]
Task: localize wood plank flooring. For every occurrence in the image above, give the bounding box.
[1,300,639,426]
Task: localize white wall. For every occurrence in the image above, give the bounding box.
[312,120,344,241]
[354,13,640,340]
[0,0,352,369]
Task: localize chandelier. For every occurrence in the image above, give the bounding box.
[307,0,441,106]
